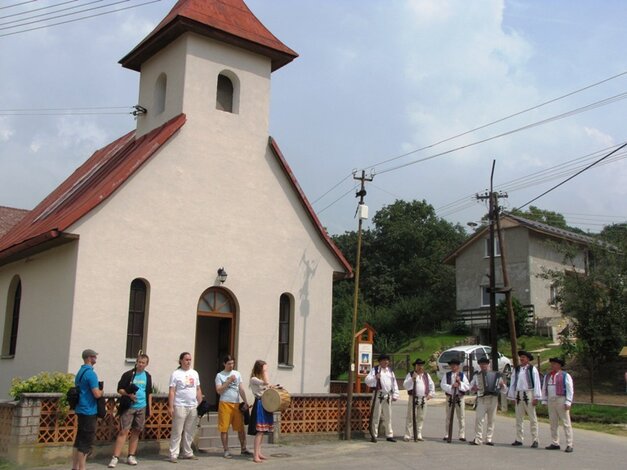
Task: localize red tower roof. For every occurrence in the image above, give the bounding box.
[120,0,298,72]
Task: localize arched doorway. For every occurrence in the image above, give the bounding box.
[194,287,237,408]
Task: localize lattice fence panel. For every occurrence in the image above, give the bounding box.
[0,405,13,455]
[280,395,370,434]
[37,396,172,444]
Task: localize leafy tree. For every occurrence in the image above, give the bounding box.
[496,296,531,338]
[545,223,627,402]
[330,199,466,378]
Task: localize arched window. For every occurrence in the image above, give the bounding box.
[278,293,294,366]
[2,276,21,357]
[126,279,149,359]
[216,73,235,113]
[154,73,167,115]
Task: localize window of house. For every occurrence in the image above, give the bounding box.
[549,283,559,307]
[484,237,501,257]
[2,276,21,357]
[278,294,293,366]
[154,73,167,115]
[126,279,148,359]
[481,286,505,307]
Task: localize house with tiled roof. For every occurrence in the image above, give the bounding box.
[0,206,29,239]
[0,0,350,399]
[444,213,593,342]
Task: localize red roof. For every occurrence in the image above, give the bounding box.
[269,137,352,279]
[0,114,186,266]
[120,0,298,72]
[0,206,29,239]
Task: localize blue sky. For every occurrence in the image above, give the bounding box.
[1,0,626,235]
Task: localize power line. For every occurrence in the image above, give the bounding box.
[0,0,161,37]
[0,0,105,27]
[0,111,132,115]
[0,106,132,111]
[514,142,627,211]
[317,184,358,215]
[0,0,81,21]
[311,70,627,206]
[0,1,37,10]
[376,91,627,176]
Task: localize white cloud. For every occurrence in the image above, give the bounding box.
[0,118,14,142]
[583,127,614,147]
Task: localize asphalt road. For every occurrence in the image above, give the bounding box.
[30,399,625,470]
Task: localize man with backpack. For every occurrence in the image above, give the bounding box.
[72,349,103,470]
[108,354,153,467]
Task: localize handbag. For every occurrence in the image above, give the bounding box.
[239,402,250,425]
[97,396,107,418]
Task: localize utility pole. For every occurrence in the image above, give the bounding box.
[344,169,373,440]
[476,161,508,371]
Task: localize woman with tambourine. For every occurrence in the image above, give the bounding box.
[247,360,278,463]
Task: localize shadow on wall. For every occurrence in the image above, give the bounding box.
[299,251,317,392]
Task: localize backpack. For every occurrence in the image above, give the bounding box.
[67,368,88,410]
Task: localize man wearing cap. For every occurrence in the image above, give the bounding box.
[365,354,400,442]
[507,350,542,448]
[72,349,103,470]
[403,358,435,442]
[440,358,470,441]
[469,357,507,446]
[542,357,574,453]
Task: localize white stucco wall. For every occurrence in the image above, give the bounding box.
[0,243,77,397]
[62,33,342,394]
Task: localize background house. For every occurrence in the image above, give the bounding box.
[444,213,594,343]
[0,0,350,402]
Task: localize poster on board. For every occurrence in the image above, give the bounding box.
[358,343,373,376]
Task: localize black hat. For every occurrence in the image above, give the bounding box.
[447,358,461,365]
[517,350,534,360]
[413,358,425,365]
[378,354,390,361]
[478,357,490,364]
[549,357,565,367]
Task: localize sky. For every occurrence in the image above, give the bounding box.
[1,0,626,236]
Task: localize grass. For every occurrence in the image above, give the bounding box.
[502,403,627,437]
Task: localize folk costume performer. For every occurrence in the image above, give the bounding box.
[365,354,399,442]
[507,350,542,448]
[440,358,470,441]
[542,357,574,453]
[403,358,435,442]
[469,356,507,446]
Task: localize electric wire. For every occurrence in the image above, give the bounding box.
[0,0,160,37]
[0,1,37,10]
[317,184,359,215]
[0,0,105,27]
[0,0,80,21]
[513,142,627,211]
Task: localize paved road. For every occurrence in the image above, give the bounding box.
[30,399,625,470]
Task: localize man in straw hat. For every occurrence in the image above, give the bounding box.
[507,350,542,448]
[542,357,574,453]
[403,358,435,442]
[468,356,507,446]
[440,358,470,442]
[365,354,399,442]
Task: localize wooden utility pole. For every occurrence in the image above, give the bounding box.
[344,170,373,440]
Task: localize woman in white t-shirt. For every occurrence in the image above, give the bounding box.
[167,352,202,463]
[247,359,276,463]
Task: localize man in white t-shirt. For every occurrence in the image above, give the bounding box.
[215,355,250,458]
[168,352,202,463]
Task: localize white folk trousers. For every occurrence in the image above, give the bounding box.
[404,396,428,440]
[473,395,498,443]
[548,396,573,447]
[169,406,197,459]
[370,392,393,438]
[444,395,465,439]
[514,390,538,443]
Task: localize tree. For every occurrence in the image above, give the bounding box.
[545,223,627,402]
[330,199,466,377]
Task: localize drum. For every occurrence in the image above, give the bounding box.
[261,388,291,412]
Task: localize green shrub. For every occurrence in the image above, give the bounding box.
[10,372,75,415]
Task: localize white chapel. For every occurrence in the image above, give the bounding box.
[0,0,351,403]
